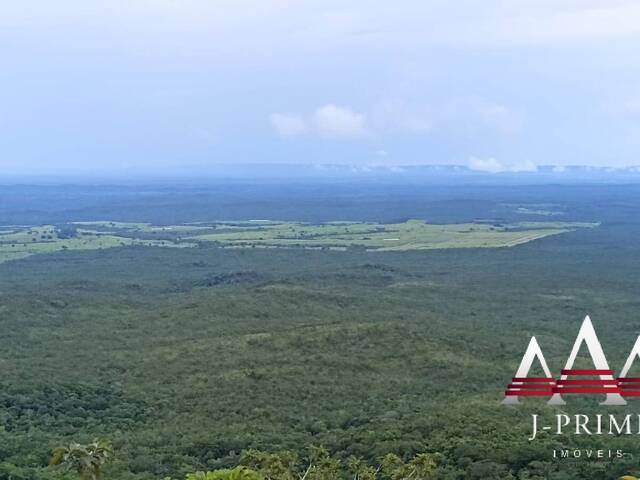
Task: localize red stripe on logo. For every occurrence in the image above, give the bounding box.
[507,384,555,389]
[512,377,556,382]
[552,387,621,394]
[556,379,618,385]
[560,369,613,375]
[505,390,553,396]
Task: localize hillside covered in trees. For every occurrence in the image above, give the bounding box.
[2,183,640,479]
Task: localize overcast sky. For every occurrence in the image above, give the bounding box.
[3,1,640,175]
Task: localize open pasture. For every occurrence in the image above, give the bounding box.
[189,219,598,251]
[0,225,194,264]
[0,219,598,264]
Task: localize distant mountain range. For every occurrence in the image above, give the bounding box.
[4,163,640,185]
[155,163,640,183]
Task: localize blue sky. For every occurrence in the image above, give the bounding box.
[3,1,640,175]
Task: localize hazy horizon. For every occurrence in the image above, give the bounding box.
[5,163,640,187]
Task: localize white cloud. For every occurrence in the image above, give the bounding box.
[270,104,366,139]
[313,104,366,138]
[269,113,307,136]
[271,97,521,142]
[370,99,432,134]
[447,97,523,134]
[468,156,537,173]
[271,100,433,140]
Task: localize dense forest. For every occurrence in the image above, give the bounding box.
[1,182,640,479]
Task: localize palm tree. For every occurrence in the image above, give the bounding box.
[50,440,113,480]
[186,467,263,480]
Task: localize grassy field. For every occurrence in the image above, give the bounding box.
[74,221,213,234]
[0,220,597,264]
[0,225,194,264]
[188,219,598,251]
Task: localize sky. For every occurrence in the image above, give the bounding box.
[2,0,640,175]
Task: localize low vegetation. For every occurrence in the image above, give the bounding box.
[187,220,597,251]
[49,443,443,480]
[0,225,194,263]
[0,219,597,264]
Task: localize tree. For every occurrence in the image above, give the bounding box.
[186,467,263,480]
[380,453,440,480]
[305,446,340,480]
[241,449,299,480]
[347,456,378,480]
[50,440,113,480]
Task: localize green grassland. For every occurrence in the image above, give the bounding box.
[0,225,194,264]
[74,221,213,234]
[188,220,597,251]
[0,221,597,264]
